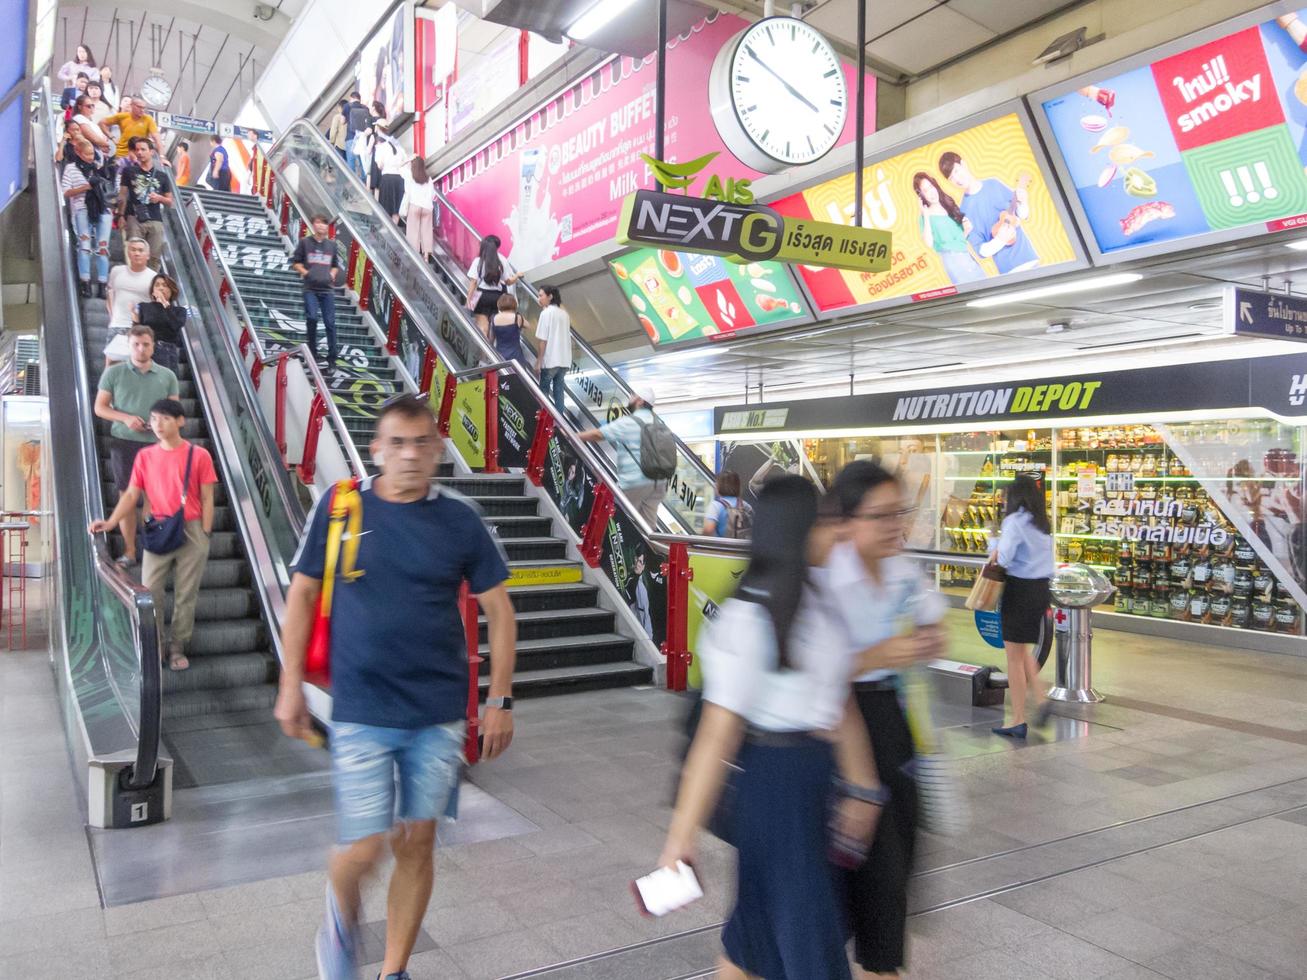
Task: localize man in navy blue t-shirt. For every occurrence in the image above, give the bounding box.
[276,394,515,980]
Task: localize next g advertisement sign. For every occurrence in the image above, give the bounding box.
[1036,6,1307,261]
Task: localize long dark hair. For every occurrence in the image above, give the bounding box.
[736,475,817,671]
[410,157,429,184]
[1005,474,1050,534]
[832,459,900,518]
[75,44,96,66]
[478,235,503,286]
[912,172,966,230]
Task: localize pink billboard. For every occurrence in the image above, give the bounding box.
[437,13,876,270]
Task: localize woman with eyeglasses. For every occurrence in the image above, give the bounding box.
[990,473,1054,738]
[826,460,945,979]
[660,475,881,980]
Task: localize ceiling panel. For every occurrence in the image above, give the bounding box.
[803,0,938,45]
[864,4,996,76]
[946,0,1078,35]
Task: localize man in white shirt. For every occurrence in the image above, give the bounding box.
[534,285,572,414]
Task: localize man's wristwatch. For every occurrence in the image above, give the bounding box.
[485,696,513,710]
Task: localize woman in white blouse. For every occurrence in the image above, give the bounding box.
[661,475,883,980]
[991,473,1055,738]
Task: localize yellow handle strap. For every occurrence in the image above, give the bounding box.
[319,480,363,617]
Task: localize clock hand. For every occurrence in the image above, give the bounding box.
[744,47,820,114]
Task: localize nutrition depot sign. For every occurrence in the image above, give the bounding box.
[713,352,1307,434]
[617,190,892,271]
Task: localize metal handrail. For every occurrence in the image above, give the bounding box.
[428,186,719,487]
[260,144,689,537]
[184,190,367,478]
[36,82,163,791]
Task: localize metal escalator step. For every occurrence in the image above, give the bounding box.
[205,531,243,560]
[477,607,615,643]
[470,496,539,518]
[478,662,652,699]
[162,651,276,692]
[162,685,277,720]
[439,475,527,497]
[195,559,248,589]
[187,618,266,656]
[210,506,235,533]
[162,587,254,621]
[505,583,600,612]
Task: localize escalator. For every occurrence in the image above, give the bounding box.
[181,182,652,694]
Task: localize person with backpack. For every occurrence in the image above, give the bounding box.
[345,92,372,179]
[703,470,752,539]
[660,475,882,980]
[577,387,677,530]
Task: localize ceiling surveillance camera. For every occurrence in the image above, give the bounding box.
[253,3,275,21]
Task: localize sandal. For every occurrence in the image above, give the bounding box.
[167,649,190,671]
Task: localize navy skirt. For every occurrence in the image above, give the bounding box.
[721,735,851,980]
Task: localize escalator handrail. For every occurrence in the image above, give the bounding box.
[35,82,163,790]
[184,190,368,478]
[427,186,719,490]
[260,140,696,541]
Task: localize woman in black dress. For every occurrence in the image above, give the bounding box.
[133,274,187,372]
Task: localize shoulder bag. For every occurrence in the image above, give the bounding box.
[139,446,194,555]
[963,559,1006,612]
[304,479,364,684]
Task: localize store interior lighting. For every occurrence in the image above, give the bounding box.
[567,0,641,40]
[965,272,1144,309]
[1285,239,1307,251]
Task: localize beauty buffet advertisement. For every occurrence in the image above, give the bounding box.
[607,248,809,346]
[1039,11,1307,258]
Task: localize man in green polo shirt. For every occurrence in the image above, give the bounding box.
[94,324,178,565]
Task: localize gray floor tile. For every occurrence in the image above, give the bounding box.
[1145,941,1289,980]
[444,927,564,980]
[1007,930,1141,980]
[0,906,105,958]
[1063,910,1188,963]
[422,896,521,947]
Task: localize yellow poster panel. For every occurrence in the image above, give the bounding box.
[685,552,748,689]
[783,113,1078,306]
[431,358,485,468]
[507,565,583,587]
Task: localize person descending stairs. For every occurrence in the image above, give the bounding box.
[181,184,653,697]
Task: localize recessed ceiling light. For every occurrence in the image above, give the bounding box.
[966,273,1144,308]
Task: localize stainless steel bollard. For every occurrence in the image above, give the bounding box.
[1047,564,1112,704]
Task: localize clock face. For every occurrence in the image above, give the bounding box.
[142,74,171,108]
[710,18,848,173]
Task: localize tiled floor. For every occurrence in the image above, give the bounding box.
[7,609,1307,978]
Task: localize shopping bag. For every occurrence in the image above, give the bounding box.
[304,479,364,684]
[903,666,967,837]
[963,561,1005,612]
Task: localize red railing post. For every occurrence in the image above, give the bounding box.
[298,392,327,483]
[279,193,291,236]
[193,215,204,239]
[421,347,440,397]
[219,278,232,305]
[525,409,555,486]
[250,357,265,390]
[579,483,615,568]
[661,543,693,691]
[386,297,404,354]
[273,353,290,459]
[437,371,456,437]
[265,170,275,211]
[201,235,214,260]
[328,221,337,240]
[238,326,253,361]
[347,239,359,291]
[358,257,374,310]
[484,370,501,474]
[460,581,482,765]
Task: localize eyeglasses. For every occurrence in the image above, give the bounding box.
[851,508,917,523]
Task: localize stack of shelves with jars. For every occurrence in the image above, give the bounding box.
[1054,425,1300,633]
[939,431,1052,590]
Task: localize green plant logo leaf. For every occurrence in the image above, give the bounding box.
[640,151,720,191]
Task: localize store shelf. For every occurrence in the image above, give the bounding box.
[1054,532,1122,541]
[1054,475,1297,483]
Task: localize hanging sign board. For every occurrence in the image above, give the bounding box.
[1225,286,1307,342]
[616,190,892,272]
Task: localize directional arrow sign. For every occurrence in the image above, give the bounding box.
[1225,286,1307,341]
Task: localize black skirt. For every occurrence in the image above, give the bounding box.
[378,173,405,218]
[1000,575,1051,643]
[473,287,505,318]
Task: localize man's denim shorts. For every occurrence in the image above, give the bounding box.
[330,720,466,844]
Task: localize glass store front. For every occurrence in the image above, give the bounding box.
[714,355,1307,651]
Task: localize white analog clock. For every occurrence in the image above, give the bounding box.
[708,17,848,174]
[141,71,172,108]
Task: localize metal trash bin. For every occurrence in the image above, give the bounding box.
[1048,563,1113,704]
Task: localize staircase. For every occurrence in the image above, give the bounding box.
[81,288,277,723]
[183,186,653,697]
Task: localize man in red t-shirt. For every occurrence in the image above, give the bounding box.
[90,398,217,670]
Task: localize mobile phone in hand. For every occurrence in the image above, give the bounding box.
[632,861,703,917]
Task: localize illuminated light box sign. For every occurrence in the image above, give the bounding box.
[1037,10,1307,259]
[770,110,1081,316]
[609,247,808,347]
[436,12,875,270]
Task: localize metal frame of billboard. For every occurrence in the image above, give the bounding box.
[1028,1,1300,266]
[0,0,40,216]
[766,98,1091,323]
[603,244,818,351]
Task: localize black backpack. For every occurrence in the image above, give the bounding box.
[723,499,753,539]
[633,414,678,481]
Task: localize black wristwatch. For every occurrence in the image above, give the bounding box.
[485,696,513,710]
[838,779,891,806]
